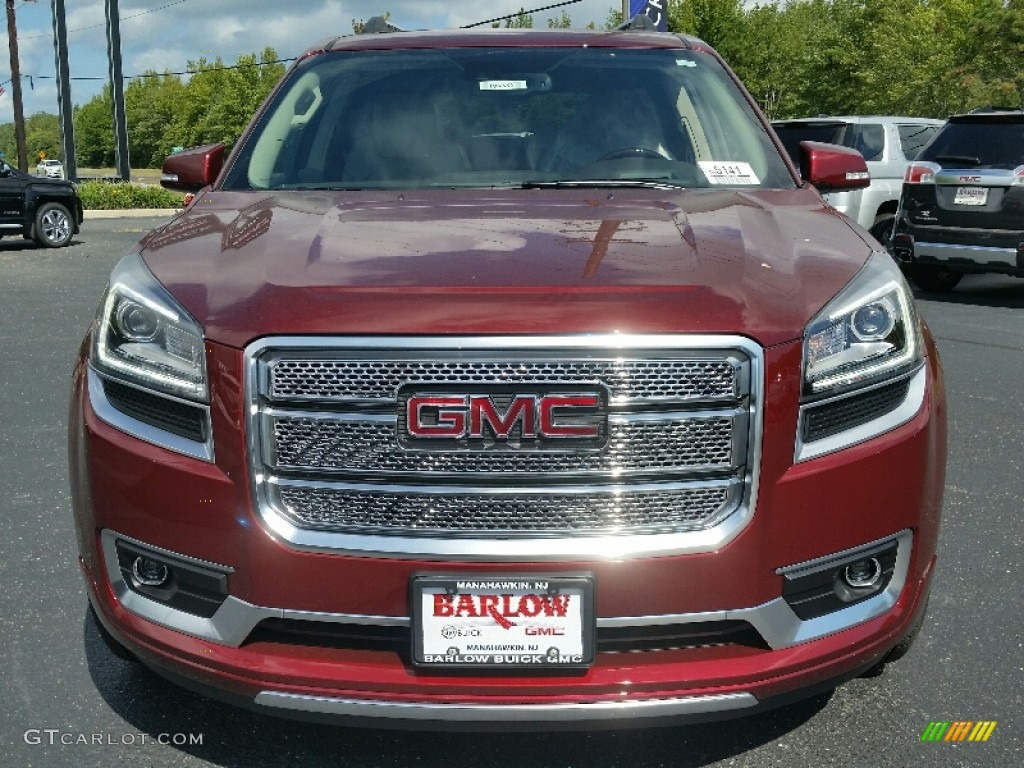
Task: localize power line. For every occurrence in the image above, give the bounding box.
[463,0,582,28]
[4,55,296,84]
[18,0,193,40]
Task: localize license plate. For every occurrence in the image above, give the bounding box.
[411,575,594,668]
[953,186,987,206]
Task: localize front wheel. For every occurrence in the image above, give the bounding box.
[909,264,962,293]
[34,202,74,248]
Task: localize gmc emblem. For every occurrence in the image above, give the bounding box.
[399,385,608,449]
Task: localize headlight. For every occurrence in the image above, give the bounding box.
[803,252,921,400]
[92,253,207,402]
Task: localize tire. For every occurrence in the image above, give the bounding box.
[869,214,895,252]
[33,202,74,248]
[860,595,929,677]
[909,264,962,293]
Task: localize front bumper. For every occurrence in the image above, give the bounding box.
[70,338,945,728]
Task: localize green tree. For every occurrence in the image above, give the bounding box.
[126,72,188,167]
[548,10,572,28]
[0,122,15,162]
[25,113,62,162]
[74,86,115,167]
[957,0,1024,109]
[494,9,533,28]
[669,0,746,62]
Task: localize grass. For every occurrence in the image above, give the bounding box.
[77,180,185,210]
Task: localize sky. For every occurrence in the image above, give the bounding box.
[0,0,628,123]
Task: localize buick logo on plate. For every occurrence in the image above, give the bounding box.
[398,384,609,451]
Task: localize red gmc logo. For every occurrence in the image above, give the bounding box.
[403,390,606,442]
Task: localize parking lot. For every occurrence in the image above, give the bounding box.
[0,218,1021,767]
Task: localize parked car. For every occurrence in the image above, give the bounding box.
[892,108,1024,292]
[772,116,944,248]
[70,18,945,729]
[36,158,65,179]
[0,160,82,247]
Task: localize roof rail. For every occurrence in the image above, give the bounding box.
[616,14,658,32]
[968,105,1023,113]
[358,15,404,34]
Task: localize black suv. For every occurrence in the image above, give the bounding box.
[0,160,83,247]
[893,109,1024,292]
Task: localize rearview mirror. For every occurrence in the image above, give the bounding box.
[161,143,225,192]
[799,141,870,192]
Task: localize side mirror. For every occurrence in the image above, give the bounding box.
[799,141,870,192]
[161,143,225,192]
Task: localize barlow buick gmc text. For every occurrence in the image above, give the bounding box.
[69,18,946,729]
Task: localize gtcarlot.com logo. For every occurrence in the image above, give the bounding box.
[921,721,997,742]
[24,729,204,746]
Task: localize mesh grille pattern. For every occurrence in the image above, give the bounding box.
[251,341,757,541]
[269,358,738,401]
[104,380,207,442]
[804,379,910,442]
[277,485,732,534]
[271,416,734,473]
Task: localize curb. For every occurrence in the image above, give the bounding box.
[85,208,182,219]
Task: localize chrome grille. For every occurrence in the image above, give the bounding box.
[270,414,736,474]
[275,484,734,535]
[246,336,761,553]
[269,358,738,402]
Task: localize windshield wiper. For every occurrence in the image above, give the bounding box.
[520,179,689,190]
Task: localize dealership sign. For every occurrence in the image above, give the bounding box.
[629,0,668,31]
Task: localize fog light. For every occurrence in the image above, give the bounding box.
[843,557,882,588]
[132,556,170,587]
[781,538,899,619]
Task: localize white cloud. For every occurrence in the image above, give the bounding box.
[2,0,623,121]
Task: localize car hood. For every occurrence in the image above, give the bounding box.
[139,187,872,349]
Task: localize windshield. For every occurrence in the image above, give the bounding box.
[919,120,1024,169]
[222,47,794,191]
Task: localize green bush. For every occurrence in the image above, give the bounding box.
[78,180,185,210]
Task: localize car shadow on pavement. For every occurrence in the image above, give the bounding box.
[910,275,1024,309]
[84,611,832,768]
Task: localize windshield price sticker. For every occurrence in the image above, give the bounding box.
[412,576,594,668]
[953,186,987,206]
[698,161,760,186]
[479,80,529,91]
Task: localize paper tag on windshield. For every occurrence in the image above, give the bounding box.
[479,80,528,91]
[698,161,760,185]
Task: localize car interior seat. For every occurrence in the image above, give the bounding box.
[343,94,470,183]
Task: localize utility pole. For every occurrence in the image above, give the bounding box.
[104,0,130,181]
[51,0,76,181]
[5,0,28,171]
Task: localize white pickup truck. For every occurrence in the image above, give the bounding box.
[772,116,944,248]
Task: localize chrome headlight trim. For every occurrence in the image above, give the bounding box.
[92,252,208,404]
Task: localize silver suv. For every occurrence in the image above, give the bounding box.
[772,116,944,247]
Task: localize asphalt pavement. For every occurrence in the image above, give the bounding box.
[0,219,1021,767]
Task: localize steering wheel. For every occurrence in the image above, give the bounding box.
[595,147,671,162]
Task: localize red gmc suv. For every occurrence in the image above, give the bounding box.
[69,21,946,729]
